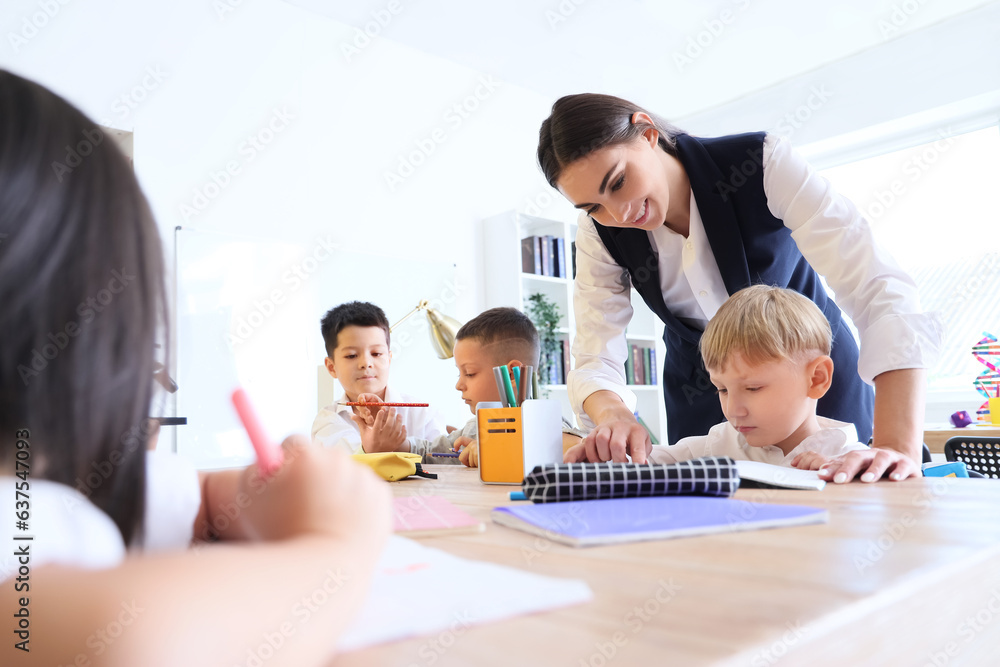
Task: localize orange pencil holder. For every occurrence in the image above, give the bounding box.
[477,399,563,485]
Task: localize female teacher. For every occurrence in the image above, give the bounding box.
[537,93,941,482]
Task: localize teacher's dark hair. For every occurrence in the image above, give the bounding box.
[0,70,167,546]
[537,93,682,188]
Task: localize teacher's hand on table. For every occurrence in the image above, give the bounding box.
[565,417,651,463]
[818,447,920,483]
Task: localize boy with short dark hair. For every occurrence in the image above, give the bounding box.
[311,301,446,454]
[409,307,585,467]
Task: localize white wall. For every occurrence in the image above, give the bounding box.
[1,0,579,435]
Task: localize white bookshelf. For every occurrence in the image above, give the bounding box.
[482,210,668,444]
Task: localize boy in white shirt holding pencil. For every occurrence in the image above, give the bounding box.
[311,301,447,454]
[565,285,871,471]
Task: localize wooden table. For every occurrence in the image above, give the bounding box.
[332,466,1000,666]
[924,423,1000,452]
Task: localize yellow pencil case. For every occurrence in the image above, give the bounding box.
[351,452,437,481]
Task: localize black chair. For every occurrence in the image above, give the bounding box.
[944,437,1000,479]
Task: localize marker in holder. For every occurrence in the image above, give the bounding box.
[477,399,563,485]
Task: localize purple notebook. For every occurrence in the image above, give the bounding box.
[491,496,827,547]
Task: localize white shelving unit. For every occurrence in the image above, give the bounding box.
[483,210,668,444]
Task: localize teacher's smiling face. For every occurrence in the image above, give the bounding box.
[556,125,673,232]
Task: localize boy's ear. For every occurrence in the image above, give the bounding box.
[806,355,834,399]
[324,356,337,378]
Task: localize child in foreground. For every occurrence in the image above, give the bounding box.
[396,307,585,467]
[565,286,870,469]
[311,300,447,454]
[0,70,389,666]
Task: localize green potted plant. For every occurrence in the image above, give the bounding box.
[525,292,561,391]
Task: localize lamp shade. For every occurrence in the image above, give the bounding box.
[389,300,463,359]
[424,307,462,359]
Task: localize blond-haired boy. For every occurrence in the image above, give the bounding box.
[565,285,868,467]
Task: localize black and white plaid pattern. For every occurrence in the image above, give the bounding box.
[521,456,740,503]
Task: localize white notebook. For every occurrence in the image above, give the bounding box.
[736,460,826,490]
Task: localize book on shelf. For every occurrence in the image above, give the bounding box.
[539,235,551,276]
[633,344,645,385]
[522,236,543,275]
[625,345,635,384]
[520,237,536,275]
[643,347,652,385]
[562,339,571,384]
[648,346,657,385]
[555,237,567,279]
[571,241,577,279]
[634,411,660,445]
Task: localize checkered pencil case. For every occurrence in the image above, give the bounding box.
[521,457,740,503]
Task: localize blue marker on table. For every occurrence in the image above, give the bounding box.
[509,491,527,501]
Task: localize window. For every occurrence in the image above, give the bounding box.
[820,125,1000,421]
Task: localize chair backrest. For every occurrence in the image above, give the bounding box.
[944,436,1000,479]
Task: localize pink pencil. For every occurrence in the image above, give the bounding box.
[231,388,284,478]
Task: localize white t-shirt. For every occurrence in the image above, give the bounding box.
[647,417,868,466]
[311,386,448,454]
[0,450,200,577]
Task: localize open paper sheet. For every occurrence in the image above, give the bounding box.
[337,536,592,652]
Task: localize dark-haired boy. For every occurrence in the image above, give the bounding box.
[311,301,447,454]
[410,307,586,467]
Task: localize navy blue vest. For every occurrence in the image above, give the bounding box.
[593,132,874,444]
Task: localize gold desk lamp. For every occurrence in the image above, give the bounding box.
[390,300,463,359]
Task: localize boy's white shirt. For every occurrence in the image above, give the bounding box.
[311,386,448,455]
[647,417,868,466]
[409,416,477,464]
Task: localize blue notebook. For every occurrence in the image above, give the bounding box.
[491,496,827,547]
